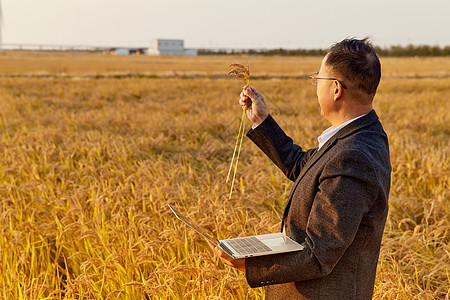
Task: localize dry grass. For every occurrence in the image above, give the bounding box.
[0,52,448,299]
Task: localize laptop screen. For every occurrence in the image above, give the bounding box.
[168,205,220,247]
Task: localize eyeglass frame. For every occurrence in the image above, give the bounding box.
[309,73,348,89]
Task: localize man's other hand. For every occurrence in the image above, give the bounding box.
[208,242,246,272]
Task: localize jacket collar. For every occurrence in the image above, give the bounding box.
[310,110,378,163]
[331,110,379,142]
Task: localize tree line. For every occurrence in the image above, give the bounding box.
[198,44,450,57]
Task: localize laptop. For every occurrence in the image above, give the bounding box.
[168,205,304,259]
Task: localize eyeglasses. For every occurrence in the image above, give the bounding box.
[309,73,348,89]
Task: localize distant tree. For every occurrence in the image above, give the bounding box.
[197,45,449,57]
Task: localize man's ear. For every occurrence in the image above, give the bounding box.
[333,80,343,101]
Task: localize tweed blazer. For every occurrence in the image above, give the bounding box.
[245,110,391,300]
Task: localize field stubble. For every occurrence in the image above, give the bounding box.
[0,53,449,299]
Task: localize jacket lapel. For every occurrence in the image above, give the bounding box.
[281,137,337,226]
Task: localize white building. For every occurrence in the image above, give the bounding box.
[148,39,197,56]
[115,48,130,55]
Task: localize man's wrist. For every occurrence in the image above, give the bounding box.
[252,115,268,129]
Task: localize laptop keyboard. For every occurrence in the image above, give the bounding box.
[226,237,272,255]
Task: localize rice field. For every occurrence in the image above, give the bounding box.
[0,52,449,299]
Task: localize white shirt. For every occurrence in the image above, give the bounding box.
[317,114,367,150]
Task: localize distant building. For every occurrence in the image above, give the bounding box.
[115,48,130,55]
[103,47,147,55]
[184,48,198,56]
[148,39,197,56]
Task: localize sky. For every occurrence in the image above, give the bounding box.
[2,0,450,49]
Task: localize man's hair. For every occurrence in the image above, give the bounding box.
[326,38,381,96]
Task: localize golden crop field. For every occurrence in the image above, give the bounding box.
[0,52,449,299]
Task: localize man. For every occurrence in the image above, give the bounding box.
[210,38,391,299]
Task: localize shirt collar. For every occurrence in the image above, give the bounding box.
[317,113,367,150]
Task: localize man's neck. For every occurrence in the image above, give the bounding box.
[328,105,372,128]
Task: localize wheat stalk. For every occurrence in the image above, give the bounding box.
[226,63,250,199]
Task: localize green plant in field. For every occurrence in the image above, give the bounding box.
[227,63,250,199]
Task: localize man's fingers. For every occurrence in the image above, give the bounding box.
[208,241,245,272]
[239,91,247,103]
[208,242,229,259]
[215,247,231,260]
[246,86,258,97]
[216,251,236,268]
[244,86,263,104]
[220,257,235,268]
[208,242,233,262]
[243,86,252,98]
[239,92,251,109]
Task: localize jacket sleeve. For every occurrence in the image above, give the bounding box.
[247,115,316,182]
[244,148,379,287]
